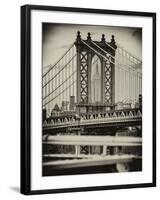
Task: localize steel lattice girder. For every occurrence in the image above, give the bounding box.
[104,59,112,103]
[80,52,88,103]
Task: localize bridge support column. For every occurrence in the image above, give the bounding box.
[111,56,115,104]
[76,49,81,104]
[75,32,117,107]
[88,53,92,103]
[102,145,107,156]
[110,35,116,105]
[75,31,82,105]
[101,58,105,104]
[75,145,79,157]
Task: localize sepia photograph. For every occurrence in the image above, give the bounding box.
[42,23,142,176]
[20,5,156,194]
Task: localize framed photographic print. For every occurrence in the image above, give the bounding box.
[21,4,156,195]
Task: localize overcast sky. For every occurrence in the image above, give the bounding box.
[42,23,142,105]
[42,23,142,68]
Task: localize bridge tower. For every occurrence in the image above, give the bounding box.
[74,31,117,113]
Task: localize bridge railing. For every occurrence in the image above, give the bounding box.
[43,135,142,145]
[43,135,142,169]
[43,109,142,127]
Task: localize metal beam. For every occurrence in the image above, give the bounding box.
[43,135,142,146]
[43,154,137,169]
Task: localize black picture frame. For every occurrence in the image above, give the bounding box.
[21,4,156,195]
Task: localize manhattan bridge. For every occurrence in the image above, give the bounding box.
[42,31,142,175]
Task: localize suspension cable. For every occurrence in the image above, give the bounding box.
[104,40,141,64]
[43,54,77,88]
[44,80,76,107]
[91,40,142,74]
[82,40,142,77]
[43,43,74,77]
[117,43,141,63]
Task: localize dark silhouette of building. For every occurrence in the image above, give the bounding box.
[70,96,75,111]
[51,104,61,116]
[61,101,69,111]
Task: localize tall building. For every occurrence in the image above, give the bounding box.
[51,103,60,116]
[70,96,75,111]
[61,101,69,111]
[91,63,101,103]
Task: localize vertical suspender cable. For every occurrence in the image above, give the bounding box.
[133,68,135,102]
[126,53,129,103]
[128,67,130,103]
[58,64,60,107]
[69,48,71,100]
[135,70,137,101]
[58,62,61,108]
[51,68,53,112]
[71,46,74,97]
[64,53,67,102]
[124,51,127,102]
[46,74,48,115]
[74,48,76,100]
[48,71,50,115]
[130,68,132,102]
[55,65,57,106]
[137,70,139,98]
[62,58,64,103]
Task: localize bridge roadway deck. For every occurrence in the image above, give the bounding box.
[43,154,139,169]
[43,116,142,130]
[43,135,142,146]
